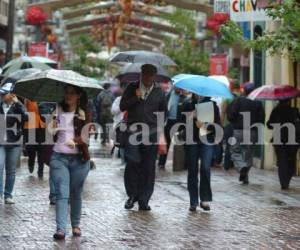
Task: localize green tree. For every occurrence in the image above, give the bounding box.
[162,8,209,75]
[63,35,108,78]
[220,0,300,61]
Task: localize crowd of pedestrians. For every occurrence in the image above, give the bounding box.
[0,63,299,240]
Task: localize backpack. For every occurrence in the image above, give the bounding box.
[100,92,113,121]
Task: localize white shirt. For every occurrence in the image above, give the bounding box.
[111,96,124,129]
[140,82,154,100]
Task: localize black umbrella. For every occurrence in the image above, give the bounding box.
[109,50,176,66]
[116,63,171,83]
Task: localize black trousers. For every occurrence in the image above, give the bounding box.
[274,145,298,188]
[158,119,177,166]
[24,128,45,173]
[124,143,158,206]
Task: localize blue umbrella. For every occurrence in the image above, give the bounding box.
[172,74,233,99]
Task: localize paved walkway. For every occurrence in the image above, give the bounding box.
[0,141,300,249]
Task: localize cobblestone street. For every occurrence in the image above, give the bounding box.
[0,141,300,250]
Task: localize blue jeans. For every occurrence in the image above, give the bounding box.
[50,152,90,233]
[49,171,56,203]
[0,145,22,199]
[186,143,214,206]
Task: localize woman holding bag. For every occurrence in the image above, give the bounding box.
[48,84,91,240]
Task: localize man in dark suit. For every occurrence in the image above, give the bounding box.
[120,64,166,211]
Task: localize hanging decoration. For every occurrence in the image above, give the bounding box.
[206,13,230,34]
[26,6,48,26]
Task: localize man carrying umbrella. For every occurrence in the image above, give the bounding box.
[120,64,166,211]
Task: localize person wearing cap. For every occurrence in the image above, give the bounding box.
[120,64,166,211]
[0,83,28,204]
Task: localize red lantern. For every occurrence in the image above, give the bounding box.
[26,6,48,26]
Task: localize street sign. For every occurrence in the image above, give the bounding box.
[28,42,48,57]
[230,0,272,22]
[210,54,228,76]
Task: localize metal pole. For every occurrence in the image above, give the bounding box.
[6,0,16,62]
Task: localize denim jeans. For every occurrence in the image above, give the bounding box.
[186,143,214,206]
[50,152,90,233]
[49,171,56,203]
[0,145,22,199]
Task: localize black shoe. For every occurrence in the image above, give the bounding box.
[139,205,151,211]
[50,200,56,205]
[38,171,43,179]
[243,175,249,185]
[239,167,248,182]
[189,206,197,212]
[158,164,165,169]
[28,165,34,174]
[124,197,136,210]
[200,202,210,211]
[53,230,65,240]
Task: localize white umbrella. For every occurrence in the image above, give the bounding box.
[14,69,103,102]
[31,56,57,65]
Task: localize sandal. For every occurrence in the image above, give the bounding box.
[72,227,82,237]
[53,230,65,240]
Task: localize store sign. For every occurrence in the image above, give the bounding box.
[210,54,228,76]
[28,42,48,57]
[230,0,272,22]
[214,0,230,13]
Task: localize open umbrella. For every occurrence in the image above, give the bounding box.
[1,68,42,84]
[116,63,171,83]
[172,74,233,99]
[109,50,176,66]
[2,56,51,76]
[248,84,300,100]
[31,56,57,65]
[14,69,103,102]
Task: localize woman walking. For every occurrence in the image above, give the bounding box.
[267,99,300,190]
[182,94,221,212]
[49,85,91,240]
[0,83,28,204]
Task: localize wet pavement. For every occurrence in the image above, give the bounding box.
[0,140,300,250]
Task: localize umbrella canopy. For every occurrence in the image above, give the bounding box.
[14,69,103,102]
[172,74,233,99]
[248,84,300,100]
[2,68,42,84]
[2,56,51,76]
[31,56,57,65]
[109,50,176,66]
[116,63,171,83]
[209,75,230,88]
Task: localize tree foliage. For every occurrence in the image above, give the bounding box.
[62,35,108,78]
[162,8,209,75]
[220,0,300,61]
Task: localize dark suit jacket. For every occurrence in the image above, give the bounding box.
[120,81,166,129]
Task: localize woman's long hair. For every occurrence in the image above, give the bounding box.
[60,84,88,113]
